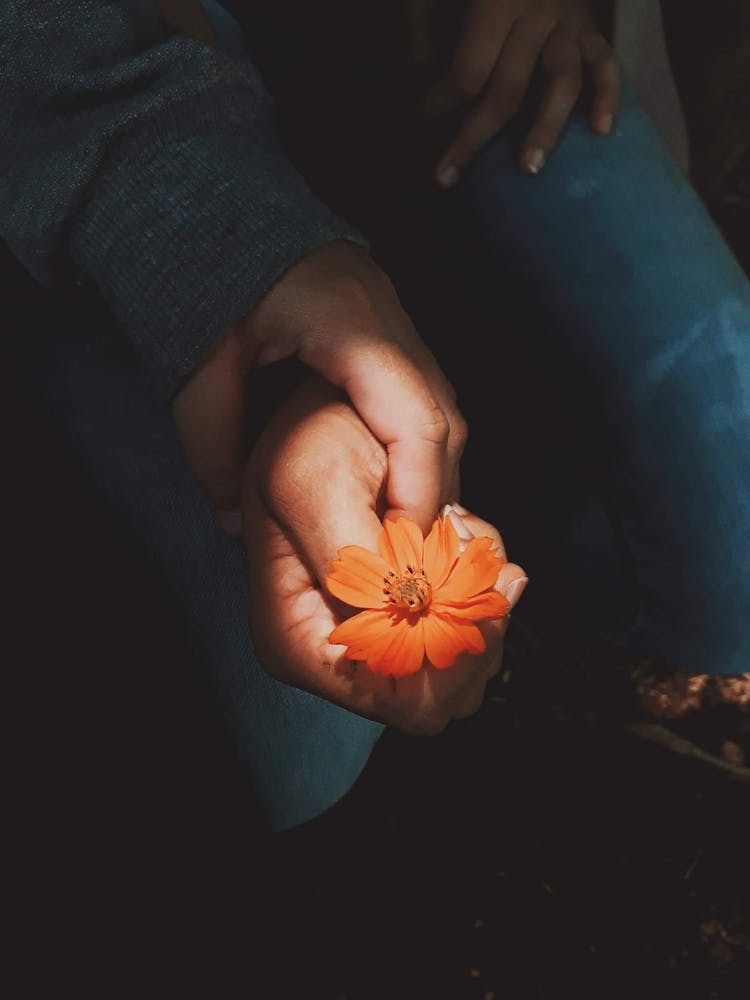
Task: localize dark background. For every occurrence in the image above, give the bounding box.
[5,2,749,997]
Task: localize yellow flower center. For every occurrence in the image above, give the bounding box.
[383,565,432,612]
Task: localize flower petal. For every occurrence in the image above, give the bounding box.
[326,545,393,609]
[434,536,504,603]
[378,517,424,574]
[330,608,394,657]
[432,590,509,621]
[329,608,425,677]
[423,515,460,589]
[423,612,486,669]
[373,615,426,677]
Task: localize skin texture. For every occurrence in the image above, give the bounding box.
[172,244,529,733]
[172,240,466,535]
[408,0,620,183]
[242,378,528,736]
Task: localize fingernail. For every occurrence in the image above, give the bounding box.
[599,113,614,134]
[448,500,468,515]
[437,164,460,189]
[447,509,473,541]
[217,509,243,536]
[525,148,546,174]
[505,576,529,606]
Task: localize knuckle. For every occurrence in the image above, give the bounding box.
[555,70,582,102]
[365,436,389,482]
[492,57,527,95]
[419,404,451,446]
[488,81,523,119]
[448,412,469,458]
[452,62,487,101]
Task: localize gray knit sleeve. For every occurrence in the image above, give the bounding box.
[0,1,368,391]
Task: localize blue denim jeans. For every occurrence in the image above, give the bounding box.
[14,1,750,832]
[447,90,750,684]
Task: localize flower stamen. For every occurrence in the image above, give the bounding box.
[383,570,432,611]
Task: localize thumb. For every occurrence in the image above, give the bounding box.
[244,378,387,589]
[171,328,246,529]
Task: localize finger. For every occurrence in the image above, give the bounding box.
[470,560,527,690]
[248,378,387,587]
[579,29,620,135]
[435,13,553,188]
[246,500,527,742]
[496,559,529,607]
[248,242,464,535]
[443,502,507,559]
[304,335,455,535]
[420,611,503,722]
[444,506,528,607]
[243,497,494,738]
[412,652,485,728]
[436,382,467,517]
[518,29,582,174]
[243,492,404,726]
[440,503,528,671]
[393,333,468,518]
[423,0,517,115]
[171,326,245,526]
[447,465,462,512]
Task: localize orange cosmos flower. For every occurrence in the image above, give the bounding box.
[326,515,510,677]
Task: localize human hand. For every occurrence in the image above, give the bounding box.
[409,0,620,184]
[171,239,466,536]
[242,377,528,735]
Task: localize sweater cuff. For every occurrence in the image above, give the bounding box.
[69,89,368,395]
